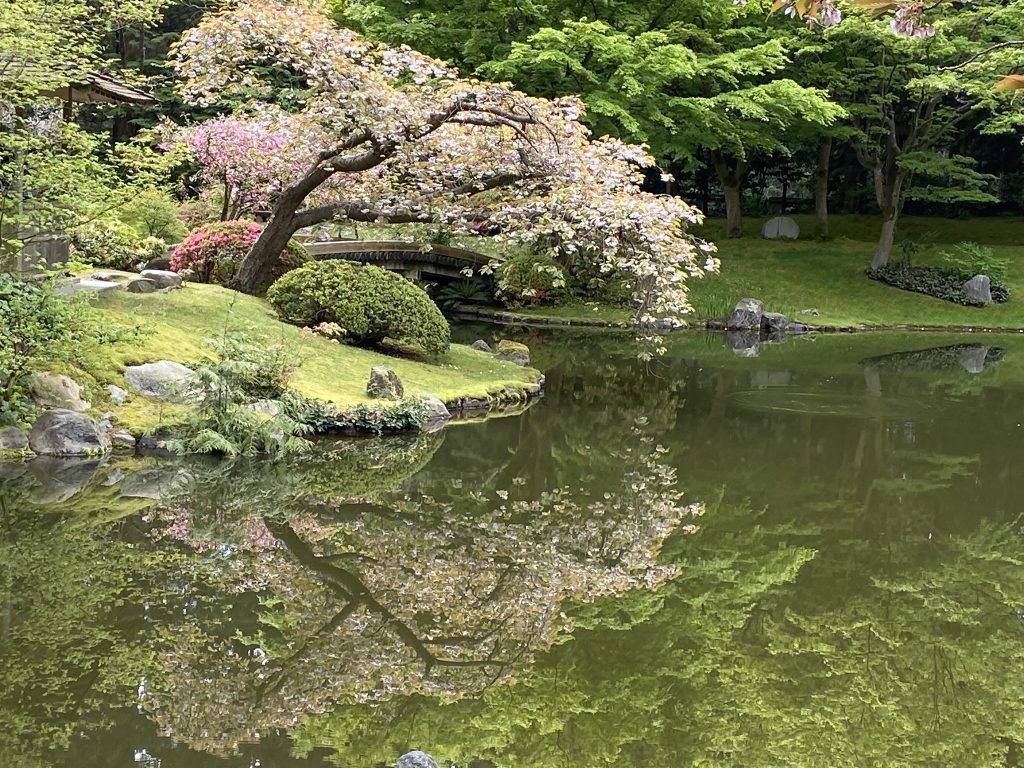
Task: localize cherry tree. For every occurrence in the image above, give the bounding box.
[172,0,716,324]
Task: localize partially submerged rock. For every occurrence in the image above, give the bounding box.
[28,410,111,456]
[726,298,764,330]
[419,394,451,424]
[761,312,789,334]
[367,366,404,400]
[0,427,29,452]
[28,372,90,412]
[124,361,198,402]
[494,340,530,366]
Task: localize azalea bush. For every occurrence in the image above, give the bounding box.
[495,253,569,307]
[267,261,451,356]
[170,220,309,286]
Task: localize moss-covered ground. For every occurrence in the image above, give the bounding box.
[76,282,540,434]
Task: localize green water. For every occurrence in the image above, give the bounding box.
[4,330,1024,767]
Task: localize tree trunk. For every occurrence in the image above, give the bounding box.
[869,170,906,270]
[723,184,743,238]
[871,214,898,270]
[229,207,299,295]
[814,136,832,238]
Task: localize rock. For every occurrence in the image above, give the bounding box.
[110,429,137,450]
[963,274,992,307]
[471,339,493,352]
[28,372,91,411]
[106,384,129,405]
[0,426,29,452]
[103,467,126,486]
[725,298,764,331]
[958,345,989,374]
[28,410,111,456]
[28,457,102,503]
[761,216,800,240]
[367,366,404,400]
[120,467,192,500]
[494,340,530,366]
[92,271,132,282]
[144,256,172,272]
[0,462,28,480]
[419,395,451,424]
[397,751,439,768]
[246,399,282,417]
[126,277,158,294]
[788,323,809,335]
[726,330,760,358]
[54,277,122,296]
[140,269,183,289]
[761,312,788,334]
[798,308,820,317]
[124,361,198,402]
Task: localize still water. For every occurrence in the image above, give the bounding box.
[3,329,1024,767]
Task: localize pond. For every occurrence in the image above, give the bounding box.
[4,329,1024,767]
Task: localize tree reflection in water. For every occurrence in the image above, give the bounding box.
[142,426,700,755]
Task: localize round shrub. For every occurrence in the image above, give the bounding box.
[495,253,569,307]
[267,261,451,356]
[170,220,309,286]
[70,220,146,270]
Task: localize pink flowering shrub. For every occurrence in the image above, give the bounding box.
[170,220,309,287]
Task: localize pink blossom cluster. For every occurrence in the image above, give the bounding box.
[170,220,262,282]
[890,2,935,37]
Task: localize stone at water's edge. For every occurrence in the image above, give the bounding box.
[110,429,137,450]
[126,277,158,294]
[762,312,789,334]
[762,216,800,240]
[726,298,764,331]
[963,274,992,306]
[495,339,530,366]
[471,339,493,352]
[124,361,198,402]
[0,427,29,452]
[397,751,439,768]
[28,372,91,412]
[28,410,111,456]
[140,269,183,289]
[420,395,451,423]
[367,366,404,400]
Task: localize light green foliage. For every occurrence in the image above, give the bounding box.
[161,332,313,456]
[495,252,569,307]
[116,188,187,243]
[268,261,452,356]
[0,276,82,424]
[70,219,154,271]
[940,241,1010,280]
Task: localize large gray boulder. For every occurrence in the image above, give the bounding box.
[367,366,404,400]
[28,372,91,411]
[28,410,111,456]
[126,277,158,294]
[397,751,439,768]
[0,427,29,452]
[140,269,183,289]
[54,277,123,296]
[124,361,198,402]
[761,312,789,334]
[762,216,800,240]
[726,298,764,330]
[963,274,992,307]
[419,395,451,426]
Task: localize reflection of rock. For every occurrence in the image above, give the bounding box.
[0,427,29,452]
[727,330,760,357]
[761,216,800,239]
[124,361,198,402]
[726,298,763,331]
[28,372,90,411]
[28,457,102,503]
[397,751,439,768]
[751,370,792,388]
[29,410,111,456]
[0,462,28,480]
[963,274,992,306]
[121,467,192,499]
[862,344,1004,373]
[958,346,989,374]
[367,366,404,400]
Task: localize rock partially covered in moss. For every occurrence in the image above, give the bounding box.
[495,340,530,366]
[367,366,404,400]
[28,410,111,456]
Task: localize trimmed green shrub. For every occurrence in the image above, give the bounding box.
[170,220,309,286]
[868,263,1010,305]
[70,220,148,270]
[267,260,451,356]
[495,253,569,307]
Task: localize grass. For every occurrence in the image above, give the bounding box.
[687,214,1024,329]
[78,282,540,434]
[506,301,632,325]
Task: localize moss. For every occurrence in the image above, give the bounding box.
[77,282,540,435]
[496,340,530,355]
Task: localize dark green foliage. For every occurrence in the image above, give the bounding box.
[0,276,80,424]
[267,261,451,356]
[868,263,1010,306]
[338,400,431,435]
[435,279,494,312]
[940,242,1010,281]
[495,253,569,307]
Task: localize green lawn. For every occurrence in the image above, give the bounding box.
[79,282,540,433]
[687,214,1024,329]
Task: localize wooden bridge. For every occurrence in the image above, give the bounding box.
[301,240,494,281]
